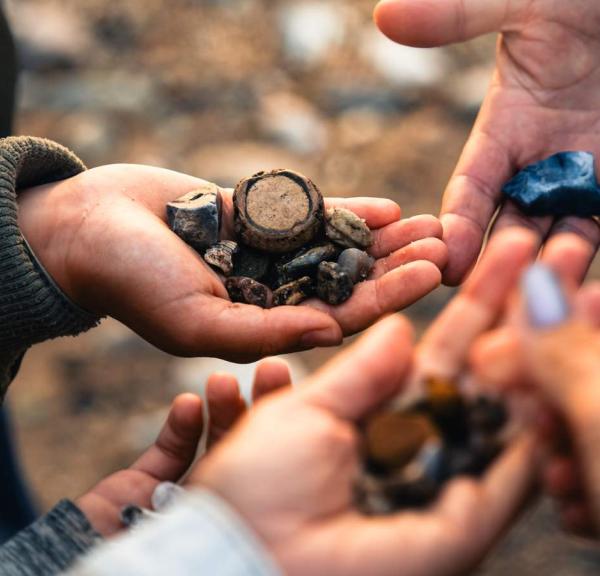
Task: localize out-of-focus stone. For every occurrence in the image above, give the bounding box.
[259,91,328,154]
[278,2,345,68]
[361,29,449,89]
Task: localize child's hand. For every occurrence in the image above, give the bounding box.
[76,358,291,537]
[18,165,447,360]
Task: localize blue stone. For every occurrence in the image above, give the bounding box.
[502,151,600,217]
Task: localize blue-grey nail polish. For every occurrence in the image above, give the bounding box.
[522,264,570,328]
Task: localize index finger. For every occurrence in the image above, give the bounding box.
[417,228,538,378]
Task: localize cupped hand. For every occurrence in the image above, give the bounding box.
[76,358,291,537]
[189,315,536,576]
[17,164,446,360]
[375,0,600,284]
[470,274,600,537]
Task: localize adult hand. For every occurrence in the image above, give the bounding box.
[375,0,600,284]
[471,272,600,537]
[17,164,446,360]
[189,315,536,576]
[409,226,599,541]
[77,358,290,537]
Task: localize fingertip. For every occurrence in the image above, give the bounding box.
[206,372,241,404]
[374,0,443,48]
[170,393,204,426]
[253,357,292,401]
[440,213,482,286]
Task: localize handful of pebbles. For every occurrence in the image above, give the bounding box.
[167,169,375,307]
[356,377,509,514]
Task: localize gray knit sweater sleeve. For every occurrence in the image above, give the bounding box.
[0,136,102,400]
[0,500,101,576]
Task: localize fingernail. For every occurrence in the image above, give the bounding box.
[522,264,570,328]
[151,482,185,512]
[300,327,341,348]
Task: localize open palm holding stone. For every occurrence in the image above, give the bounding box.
[375,0,600,285]
[17,163,447,361]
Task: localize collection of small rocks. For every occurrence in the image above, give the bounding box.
[356,377,509,513]
[167,169,375,308]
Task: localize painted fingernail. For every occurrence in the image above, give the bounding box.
[522,264,570,328]
[152,482,185,512]
[300,326,341,348]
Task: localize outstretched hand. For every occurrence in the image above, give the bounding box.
[18,164,446,360]
[375,0,600,284]
[76,358,291,537]
[190,316,536,576]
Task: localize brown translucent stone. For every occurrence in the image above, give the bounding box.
[365,412,439,471]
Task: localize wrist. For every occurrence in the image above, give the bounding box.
[17,175,92,310]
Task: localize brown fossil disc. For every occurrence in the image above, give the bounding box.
[233,169,324,253]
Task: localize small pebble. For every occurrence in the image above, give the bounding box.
[317,261,354,305]
[273,276,314,306]
[503,151,600,217]
[468,397,508,435]
[204,240,238,276]
[167,185,222,252]
[337,248,374,283]
[325,207,373,249]
[277,243,339,285]
[232,246,272,281]
[225,277,273,308]
[365,412,439,472]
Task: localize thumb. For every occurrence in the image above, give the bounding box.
[301,314,414,420]
[521,265,600,410]
[374,0,518,47]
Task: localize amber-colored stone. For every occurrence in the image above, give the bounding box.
[365,411,439,471]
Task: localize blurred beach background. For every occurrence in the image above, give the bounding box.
[3,4,598,571]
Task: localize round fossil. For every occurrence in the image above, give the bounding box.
[234,169,324,253]
[325,207,373,249]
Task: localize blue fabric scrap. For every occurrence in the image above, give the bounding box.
[502,151,600,217]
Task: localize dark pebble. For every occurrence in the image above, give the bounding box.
[317,261,354,305]
[337,248,374,283]
[503,151,600,217]
[167,186,222,252]
[232,246,271,281]
[277,243,340,285]
[468,396,508,435]
[273,276,314,306]
[225,277,273,308]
